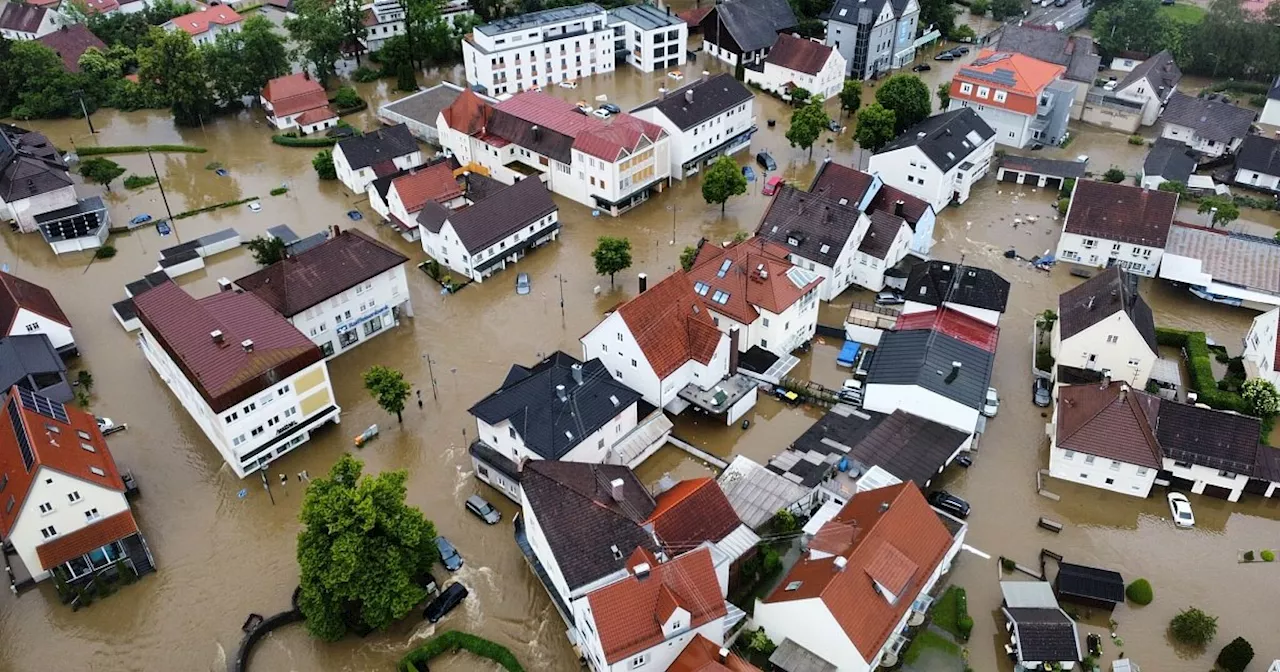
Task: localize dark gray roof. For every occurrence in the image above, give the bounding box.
[1117,50,1181,98]
[1156,401,1261,477]
[713,0,796,53]
[905,260,1010,313]
[993,24,1099,83]
[0,125,72,204]
[519,461,659,590]
[631,74,753,131]
[1055,562,1124,604]
[1006,608,1080,663]
[822,0,889,25]
[841,410,969,487]
[1270,75,1280,102]
[468,352,641,460]
[380,82,467,127]
[1161,92,1256,144]
[0,335,67,398]
[997,154,1087,179]
[755,185,863,267]
[859,210,905,260]
[1143,137,1197,184]
[1058,267,1157,353]
[335,124,418,170]
[433,176,557,254]
[607,3,682,29]
[877,108,995,173]
[1236,134,1280,177]
[866,329,995,410]
[0,3,46,33]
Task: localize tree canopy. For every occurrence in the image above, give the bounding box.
[137,27,216,127]
[701,155,747,213]
[591,236,632,287]
[1169,607,1217,647]
[313,150,337,179]
[989,0,1024,20]
[247,235,288,266]
[204,15,291,103]
[917,0,956,39]
[936,81,951,109]
[286,0,345,86]
[363,365,412,423]
[79,158,126,190]
[680,245,699,272]
[875,74,931,134]
[854,103,896,152]
[838,80,862,118]
[1197,196,1239,228]
[786,100,830,159]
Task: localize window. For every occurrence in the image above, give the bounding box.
[1136,467,1148,476]
[1112,242,1122,253]
[616,333,623,342]
[693,281,710,296]
[1218,470,1237,479]
[631,359,637,368]
[977,86,989,98]
[508,426,516,439]
[1106,335,1118,344]
[1128,357,1140,366]
[630,653,649,668]
[1082,239,1096,249]
[711,290,730,304]
[24,323,39,332]
[40,525,57,539]
[1110,460,1121,471]
[1063,450,1075,460]
[1084,455,1095,465]
[762,317,770,327]
[84,508,101,522]
[994,90,1007,103]
[89,467,105,477]
[1105,478,1115,485]
[959,82,972,95]
[39,502,53,514]
[67,491,81,503]
[760,339,768,348]
[251,426,265,437]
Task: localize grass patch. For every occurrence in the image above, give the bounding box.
[123,175,157,190]
[173,197,259,220]
[1159,2,1206,23]
[399,631,523,672]
[77,144,206,156]
[903,629,961,665]
[932,586,964,638]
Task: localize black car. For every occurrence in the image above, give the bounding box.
[953,454,973,468]
[912,64,932,72]
[1033,377,1052,407]
[927,490,971,519]
[423,582,469,623]
[953,46,970,55]
[934,52,955,61]
[756,151,777,171]
[602,103,621,114]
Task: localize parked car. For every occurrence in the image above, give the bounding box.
[465,495,502,524]
[1054,0,1067,6]
[515,273,531,296]
[762,175,784,196]
[1033,378,1052,407]
[827,119,842,133]
[927,490,971,518]
[854,348,875,378]
[742,165,756,182]
[756,151,777,171]
[934,52,955,61]
[423,582,469,623]
[912,64,932,72]
[953,454,973,468]
[1168,492,1195,528]
[773,387,801,405]
[841,379,863,394]
[982,387,1000,417]
[436,536,463,571]
[874,290,904,306]
[96,417,117,432]
[953,46,969,55]
[128,213,153,226]
[601,103,621,114]
[248,201,262,213]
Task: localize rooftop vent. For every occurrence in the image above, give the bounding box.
[634,562,651,578]
[241,339,254,353]
[556,384,567,401]
[571,363,584,386]
[610,477,625,501]
[834,556,848,571]
[217,277,233,292]
[685,89,694,104]
[210,330,224,345]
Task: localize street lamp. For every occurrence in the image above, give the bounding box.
[666,204,680,245]
[554,273,566,323]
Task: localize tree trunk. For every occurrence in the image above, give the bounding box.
[396,410,403,424]
[721,201,726,214]
[610,273,615,288]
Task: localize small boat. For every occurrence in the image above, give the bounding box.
[354,424,379,447]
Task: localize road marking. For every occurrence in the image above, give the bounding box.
[962,544,991,559]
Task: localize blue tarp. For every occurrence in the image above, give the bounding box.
[837,340,861,367]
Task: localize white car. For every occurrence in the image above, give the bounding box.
[982,387,1000,417]
[1168,492,1195,528]
[248,201,262,213]
[592,108,611,119]
[1103,79,1119,91]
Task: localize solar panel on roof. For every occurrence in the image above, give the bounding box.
[18,386,69,424]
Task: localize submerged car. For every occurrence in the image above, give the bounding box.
[982,387,1000,417]
[601,103,621,114]
[1168,492,1195,528]
[515,272,531,295]
[465,495,502,524]
[756,151,777,171]
[762,175,784,196]
[436,535,463,571]
[927,490,971,519]
[423,582,469,623]
[912,64,932,72]
[742,165,756,182]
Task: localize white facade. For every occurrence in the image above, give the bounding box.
[846,225,911,293]
[1161,122,1241,158]
[7,306,75,355]
[1262,98,1280,127]
[581,311,732,410]
[1235,165,1280,192]
[706,287,819,357]
[630,92,755,180]
[862,384,979,434]
[1114,77,1167,127]
[1051,311,1156,389]
[3,184,77,233]
[0,8,63,39]
[166,17,242,46]
[610,10,687,73]
[774,217,871,302]
[743,47,846,102]
[868,137,995,212]
[462,6,615,97]
[287,265,411,359]
[575,596,723,672]
[7,468,130,582]
[421,208,560,282]
[475,402,639,467]
[1048,445,1157,498]
[382,175,467,228]
[259,99,336,134]
[1243,308,1280,388]
[1054,231,1163,277]
[136,333,341,478]
[1163,457,1253,502]
[948,100,1034,149]
[361,0,405,52]
[333,143,424,194]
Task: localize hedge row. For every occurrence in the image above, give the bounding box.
[77,144,207,156]
[399,631,523,672]
[1155,327,1249,414]
[271,134,338,147]
[172,197,260,221]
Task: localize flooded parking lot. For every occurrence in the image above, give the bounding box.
[1,42,1278,672]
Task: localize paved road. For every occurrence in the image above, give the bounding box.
[1024,0,1091,31]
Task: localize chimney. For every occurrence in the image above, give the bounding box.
[571,363,584,386]
[666,4,671,15]
[659,87,668,99]
[638,272,648,292]
[894,200,905,217]
[729,326,740,374]
[610,477,625,500]
[1120,383,1129,400]
[556,384,567,401]
[331,224,341,238]
[1085,296,1095,310]
[685,89,694,105]
[532,125,541,140]
[210,330,224,345]
[834,556,848,571]
[718,648,729,662]
[634,562,651,578]
[241,339,254,353]
[303,71,310,81]
[217,277,233,292]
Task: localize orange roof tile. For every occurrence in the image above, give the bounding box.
[614,271,724,380]
[261,73,330,118]
[36,510,138,570]
[863,542,918,597]
[686,238,821,326]
[443,88,492,136]
[296,106,337,125]
[951,51,1065,115]
[169,6,242,36]
[646,478,743,550]
[670,634,761,672]
[390,162,464,213]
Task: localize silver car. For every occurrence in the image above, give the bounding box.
[465,495,501,524]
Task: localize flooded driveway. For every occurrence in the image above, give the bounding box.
[0,49,1276,672]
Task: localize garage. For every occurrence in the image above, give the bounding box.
[1042,176,1062,191]
[1243,479,1272,496]
[1002,170,1020,183]
[1201,484,1234,500]
[995,155,1087,190]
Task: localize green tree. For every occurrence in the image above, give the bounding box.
[748,628,777,655]
[1157,180,1186,195]
[591,236,632,287]
[936,80,951,109]
[990,0,1023,19]
[786,100,830,159]
[1217,637,1254,672]
[247,235,288,266]
[1242,378,1279,417]
[333,86,362,109]
[1169,607,1217,647]
[0,41,78,119]
[788,86,811,106]
[838,79,861,119]
[875,74,931,134]
[137,27,215,127]
[363,365,411,423]
[335,0,367,64]
[205,15,289,103]
[79,158,126,191]
[297,454,439,641]
[952,24,976,42]
[1092,0,1170,56]
[403,0,444,67]
[680,245,698,272]
[313,150,337,179]
[1102,167,1127,183]
[1198,196,1239,228]
[854,103,896,151]
[286,0,344,86]
[397,63,418,91]
[970,0,989,14]
[918,0,955,40]
[701,155,747,213]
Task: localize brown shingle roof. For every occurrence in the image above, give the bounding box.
[0,271,71,332]
[0,3,46,33]
[686,238,821,325]
[36,510,138,570]
[1058,266,1157,353]
[615,272,724,380]
[646,477,743,550]
[765,34,834,76]
[809,160,876,206]
[261,73,330,118]
[670,634,760,671]
[1055,382,1163,469]
[1064,180,1177,248]
[437,175,557,253]
[36,25,107,73]
[235,229,409,317]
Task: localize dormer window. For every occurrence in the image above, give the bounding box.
[820,244,830,254]
[787,237,799,246]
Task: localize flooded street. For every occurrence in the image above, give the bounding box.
[1,41,1278,672]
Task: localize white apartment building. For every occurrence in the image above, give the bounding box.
[132,281,341,479]
[361,0,405,52]
[0,271,77,357]
[1160,91,1256,158]
[1055,180,1177,278]
[163,6,243,46]
[1053,267,1158,389]
[630,74,755,180]
[463,3,615,97]
[607,3,687,74]
[868,108,996,212]
[743,34,845,102]
[947,51,1074,149]
[333,123,424,194]
[1245,307,1280,387]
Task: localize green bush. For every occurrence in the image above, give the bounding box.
[1157,328,1250,414]
[400,631,523,672]
[748,628,778,655]
[1169,607,1218,647]
[1058,177,1076,198]
[1263,549,1276,562]
[1103,167,1127,183]
[272,134,339,147]
[1243,550,1255,561]
[1056,198,1069,215]
[353,66,382,82]
[333,86,363,110]
[1125,578,1153,605]
[122,175,158,190]
[1001,557,1016,571]
[270,186,289,196]
[1250,94,1268,108]
[77,144,206,156]
[1208,80,1271,96]
[969,0,989,13]
[1127,135,1145,145]
[94,245,117,259]
[1217,636,1254,672]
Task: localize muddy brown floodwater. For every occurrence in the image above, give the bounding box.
[1,32,1277,672]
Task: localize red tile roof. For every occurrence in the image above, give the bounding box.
[390,162,464,213]
[810,161,876,205]
[296,106,337,125]
[36,510,138,570]
[1064,180,1178,248]
[646,478,743,549]
[0,386,126,537]
[132,282,322,413]
[36,25,108,73]
[894,307,1000,353]
[1056,382,1163,469]
[670,634,760,672]
[0,271,71,333]
[676,7,712,27]
[261,73,330,118]
[687,238,822,326]
[493,91,666,162]
[168,6,242,36]
[588,548,727,664]
[761,483,957,658]
[765,34,835,76]
[951,51,1065,115]
[84,0,120,16]
[614,271,724,380]
[442,88,492,136]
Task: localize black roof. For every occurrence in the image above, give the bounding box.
[519,461,659,590]
[335,124,418,170]
[1006,608,1080,663]
[755,185,862,267]
[1236,135,1280,177]
[997,154,1088,179]
[468,352,641,460]
[859,210,906,260]
[0,335,67,397]
[841,410,969,487]
[0,124,72,204]
[468,439,520,480]
[1156,401,1262,477]
[1161,92,1256,144]
[712,0,796,53]
[1058,267,1157,353]
[866,330,995,410]
[905,260,1010,314]
[422,176,557,254]
[1056,365,1105,386]
[1055,562,1124,604]
[993,23,1099,83]
[790,407,888,466]
[632,74,753,131]
[1143,137,1197,184]
[878,109,995,173]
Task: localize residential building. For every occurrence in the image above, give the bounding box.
[466,351,649,502]
[132,281,341,479]
[1261,76,1280,127]
[234,228,411,359]
[373,160,467,236]
[991,23,1099,119]
[36,25,107,72]
[83,0,121,15]
[462,4,615,96]
[361,0,406,52]
[868,108,996,211]
[0,271,76,358]
[607,3,688,74]
[1049,381,1163,497]
[1053,267,1157,389]
[902,260,1009,327]
[1,124,77,233]
[0,335,72,402]
[1245,307,1280,385]
[418,175,560,282]
[376,81,493,146]
[1234,134,1280,193]
[440,90,671,215]
[163,6,243,46]
[863,307,998,433]
[810,159,938,257]
[685,237,822,357]
[1000,582,1082,670]
[753,482,967,672]
[702,0,796,67]
[753,186,869,300]
[1112,50,1181,127]
[631,74,756,180]
[947,51,1075,149]
[671,634,760,671]
[1160,92,1256,158]
[1159,223,1280,310]
[822,0,921,80]
[1157,400,1276,501]
[1140,137,1196,190]
[259,73,337,135]
[1054,180,1178,277]
[743,34,845,102]
[0,3,61,40]
[0,385,155,585]
[332,123,424,194]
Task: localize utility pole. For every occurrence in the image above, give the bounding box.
[75,90,95,135]
[147,149,180,242]
[557,274,566,323]
[425,353,439,400]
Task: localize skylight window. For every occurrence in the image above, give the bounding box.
[785,581,803,591]
[716,259,732,278]
[711,290,730,304]
[694,281,710,296]
[609,394,620,407]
